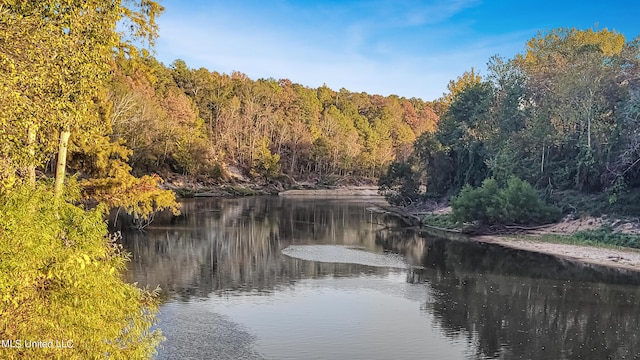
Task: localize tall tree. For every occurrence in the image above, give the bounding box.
[436,82,494,193]
[519,28,626,190]
[1,0,164,195]
[432,68,482,116]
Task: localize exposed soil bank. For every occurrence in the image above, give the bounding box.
[472,234,640,273]
[160,173,378,198]
[278,186,381,197]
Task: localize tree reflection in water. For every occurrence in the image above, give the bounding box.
[122,197,398,300]
[381,230,640,359]
[122,196,640,360]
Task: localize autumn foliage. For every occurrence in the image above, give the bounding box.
[0,1,170,358]
[108,57,439,180]
[385,28,640,221]
[0,185,163,359]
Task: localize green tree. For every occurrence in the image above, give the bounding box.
[252,137,282,180]
[451,177,561,226]
[412,132,453,196]
[436,82,494,194]
[432,68,482,116]
[519,28,625,191]
[378,161,421,206]
[1,1,123,195]
[0,0,171,209]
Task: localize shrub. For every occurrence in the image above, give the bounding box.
[0,185,162,359]
[452,177,561,226]
[251,138,282,181]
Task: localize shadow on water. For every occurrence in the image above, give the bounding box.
[121,196,640,360]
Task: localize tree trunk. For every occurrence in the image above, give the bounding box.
[290,149,297,174]
[587,114,591,149]
[54,129,71,196]
[541,144,545,174]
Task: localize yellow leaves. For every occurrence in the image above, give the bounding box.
[572,28,625,56]
[75,255,87,270]
[523,27,626,70]
[0,0,166,350]
[0,173,17,192]
[81,170,180,222]
[74,253,102,273]
[0,185,160,355]
[251,137,282,179]
[439,68,482,112]
[2,0,164,195]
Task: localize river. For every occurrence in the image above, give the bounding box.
[121,196,640,360]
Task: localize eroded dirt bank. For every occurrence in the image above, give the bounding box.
[419,206,640,273]
[473,235,640,273]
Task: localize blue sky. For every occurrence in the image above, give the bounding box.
[154,0,640,101]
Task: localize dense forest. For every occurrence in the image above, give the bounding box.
[1,8,441,195]
[380,28,640,222]
[0,2,438,357]
[107,57,438,180]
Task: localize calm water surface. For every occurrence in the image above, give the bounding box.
[121,197,640,360]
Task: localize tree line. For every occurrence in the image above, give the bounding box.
[381,28,640,221]
[108,57,439,180]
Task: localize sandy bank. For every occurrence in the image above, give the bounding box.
[419,207,640,273]
[473,234,640,273]
[278,186,381,197]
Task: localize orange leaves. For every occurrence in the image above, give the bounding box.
[161,88,197,126]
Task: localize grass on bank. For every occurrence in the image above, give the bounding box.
[524,227,640,250]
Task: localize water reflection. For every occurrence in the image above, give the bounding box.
[123,197,397,300]
[122,196,640,360]
[381,230,640,359]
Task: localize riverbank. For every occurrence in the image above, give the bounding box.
[417,206,640,273]
[160,172,378,198]
[278,187,380,197]
[160,173,640,273]
[473,234,640,273]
